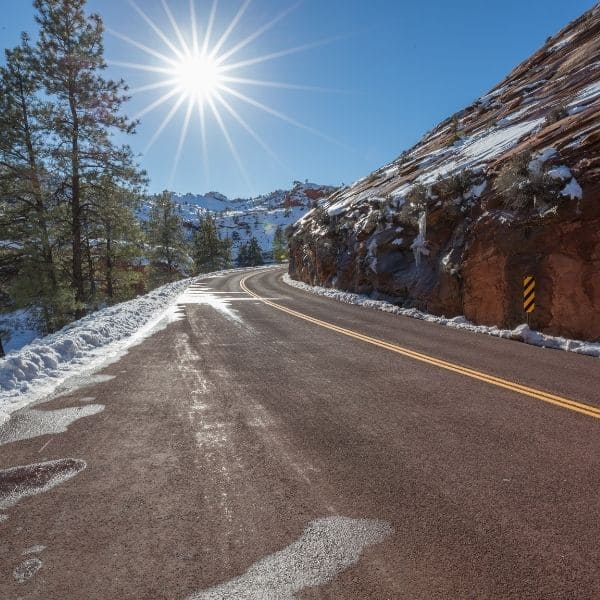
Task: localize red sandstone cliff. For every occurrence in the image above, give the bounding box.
[288,5,600,341]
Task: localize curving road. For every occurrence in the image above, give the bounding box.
[1,266,600,599]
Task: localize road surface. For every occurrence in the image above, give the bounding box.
[1,266,600,599]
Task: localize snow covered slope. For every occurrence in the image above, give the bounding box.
[144,182,336,259]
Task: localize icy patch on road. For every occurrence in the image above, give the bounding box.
[187,516,392,599]
[283,275,600,358]
[170,287,243,324]
[0,404,105,445]
[13,557,42,583]
[22,545,46,555]
[0,458,86,517]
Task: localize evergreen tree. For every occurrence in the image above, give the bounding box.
[87,179,145,301]
[0,34,73,333]
[192,213,231,273]
[146,191,189,284]
[34,0,143,307]
[272,225,288,263]
[246,237,264,266]
[236,242,248,267]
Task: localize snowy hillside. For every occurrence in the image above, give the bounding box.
[143,181,336,259]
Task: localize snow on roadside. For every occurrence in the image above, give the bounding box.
[283,275,600,358]
[0,278,189,423]
[0,266,278,423]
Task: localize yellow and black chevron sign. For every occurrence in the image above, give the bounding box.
[523,276,535,313]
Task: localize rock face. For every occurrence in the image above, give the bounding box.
[288,5,600,341]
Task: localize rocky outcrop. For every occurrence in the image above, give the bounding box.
[288,5,600,341]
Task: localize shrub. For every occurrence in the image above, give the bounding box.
[495,153,563,210]
[406,183,428,212]
[434,170,476,202]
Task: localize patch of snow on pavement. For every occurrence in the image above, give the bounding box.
[0,404,105,445]
[22,545,46,555]
[171,287,243,323]
[187,516,392,600]
[283,275,600,358]
[13,557,43,583]
[0,458,86,520]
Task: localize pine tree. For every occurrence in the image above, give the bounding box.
[0,34,73,333]
[272,225,288,263]
[34,0,143,307]
[246,237,264,266]
[146,191,188,284]
[192,213,231,273]
[236,242,248,267]
[86,178,145,301]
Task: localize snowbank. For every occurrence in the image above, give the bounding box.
[0,278,191,422]
[283,275,600,358]
[0,266,277,422]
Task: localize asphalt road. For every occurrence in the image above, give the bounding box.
[1,266,600,599]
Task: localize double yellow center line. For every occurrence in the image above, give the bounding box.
[240,272,600,421]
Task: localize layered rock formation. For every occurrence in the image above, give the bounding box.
[288,5,600,341]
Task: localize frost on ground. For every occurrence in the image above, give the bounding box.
[22,545,46,556]
[187,516,392,600]
[13,557,43,583]
[283,275,600,358]
[0,266,277,422]
[0,458,86,522]
[0,404,105,445]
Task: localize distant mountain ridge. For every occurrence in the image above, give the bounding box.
[144,181,337,260]
[172,181,335,221]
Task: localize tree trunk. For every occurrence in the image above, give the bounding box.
[69,88,84,309]
[85,233,96,299]
[106,226,114,300]
[18,72,57,293]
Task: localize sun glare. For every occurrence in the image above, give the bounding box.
[109,0,342,187]
[174,54,222,101]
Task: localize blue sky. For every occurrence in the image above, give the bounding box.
[0,0,595,198]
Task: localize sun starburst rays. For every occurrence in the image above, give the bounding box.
[111,0,345,187]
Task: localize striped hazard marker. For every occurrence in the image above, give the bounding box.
[523,275,536,313]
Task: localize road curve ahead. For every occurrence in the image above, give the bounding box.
[1,266,600,599]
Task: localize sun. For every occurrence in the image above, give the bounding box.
[108,0,342,188]
[173,53,222,102]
